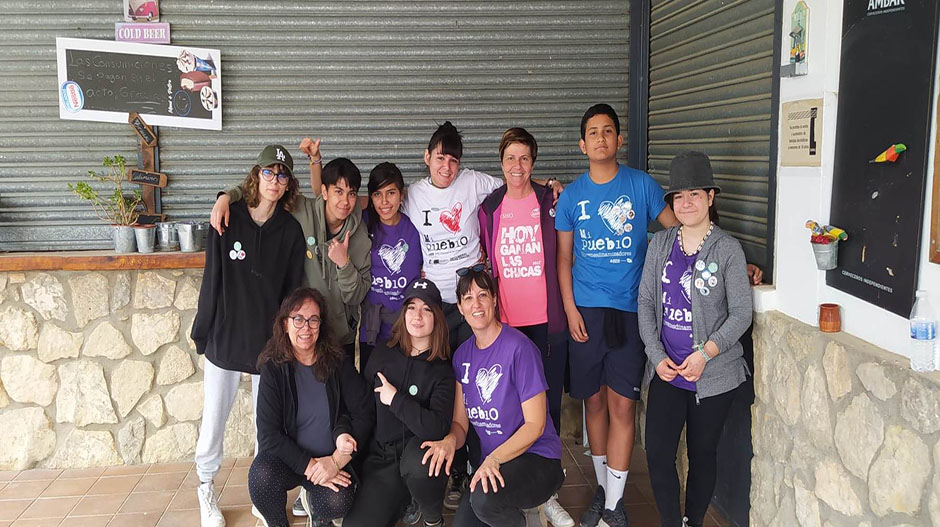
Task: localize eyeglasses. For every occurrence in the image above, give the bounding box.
[456,263,486,276]
[290,315,321,329]
[260,168,291,185]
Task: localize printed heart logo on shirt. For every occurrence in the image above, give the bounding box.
[680,267,693,304]
[475,364,503,404]
[597,195,633,235]
[378,239,409,274]
[439,202,463,234]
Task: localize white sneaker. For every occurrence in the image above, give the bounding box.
[250,505,269,527]
[543,494,574,527]
[197,481,226,527]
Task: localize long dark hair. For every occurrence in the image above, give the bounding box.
[257,287,344,381]
[387,298,450,362]
[365,162,406,235]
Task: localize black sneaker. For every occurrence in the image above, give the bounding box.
[579,485,605,527]
[444,472,467,510]
[401,497,421,525]
[599,498,630,527]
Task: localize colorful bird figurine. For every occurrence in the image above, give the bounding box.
[870,143,907,163]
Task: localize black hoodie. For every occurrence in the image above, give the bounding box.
[364,342,455,446]
[191,199,306,374]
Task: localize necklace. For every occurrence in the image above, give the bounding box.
[678,222,714,256]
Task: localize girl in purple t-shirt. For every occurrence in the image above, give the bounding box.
[359,162,422,373]
[420,268,564,527]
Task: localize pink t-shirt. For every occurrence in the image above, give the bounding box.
[493,192,548,327]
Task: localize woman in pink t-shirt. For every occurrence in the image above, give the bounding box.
[477,128,573,526]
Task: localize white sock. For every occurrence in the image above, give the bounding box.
[591,455,608,492]
[605,467,628,510]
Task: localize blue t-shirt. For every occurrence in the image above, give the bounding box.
[555,164,666,312]
[293,362,334,457]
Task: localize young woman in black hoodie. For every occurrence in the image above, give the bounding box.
[249,287,374,527]
[343,278,456,527]
[190,145,306,527]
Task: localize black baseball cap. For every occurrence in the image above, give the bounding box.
[403,278,443,310]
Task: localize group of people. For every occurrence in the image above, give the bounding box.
[190,103,757,527]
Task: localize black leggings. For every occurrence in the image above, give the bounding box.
[453,452,564,527]
[645,376,737,527]
[248,451,357,527]
[343,437,449,527]
[516,323,567,435]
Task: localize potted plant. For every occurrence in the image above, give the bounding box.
[68,155,143,253]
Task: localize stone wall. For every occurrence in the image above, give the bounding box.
[751,310,940,527]
[0,270,255,470]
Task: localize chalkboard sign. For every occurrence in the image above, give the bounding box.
[128,112,156,145]
[56,38,221,131]
[828,0,940,316]
[128,169,166,187]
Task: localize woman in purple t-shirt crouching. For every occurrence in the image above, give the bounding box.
[420,267,564,527]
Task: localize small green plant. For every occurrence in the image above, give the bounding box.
[69,155,142,225]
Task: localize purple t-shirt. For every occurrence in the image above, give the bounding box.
[361,212,422,342]
[660,237,697,391]
[453,325,562,462]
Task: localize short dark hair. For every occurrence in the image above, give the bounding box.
[456,268,498,301]
[365,162,405,234]
[580,103,621,139]
[498,127,538,163]
[427,121,463,160]
[322,157,362,191]
[665,189,721,225]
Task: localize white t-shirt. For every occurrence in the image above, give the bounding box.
[404,168,502,303]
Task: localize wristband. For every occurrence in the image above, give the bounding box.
[693,341,711,362]
[309,158,322,166]
[329,455,341,471]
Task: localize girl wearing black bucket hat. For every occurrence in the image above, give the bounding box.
[637,151,753,527]
[343,278,455,527]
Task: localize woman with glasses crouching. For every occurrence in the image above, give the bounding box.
[421,267,565,527]
[249,288,374,527]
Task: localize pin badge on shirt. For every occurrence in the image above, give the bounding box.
[408,385,418,396]
[700,287,710,296]
[306,250,313,260]
[626,210,636,220]
[307,236,316,246]
[230,241,246,261]
[708,276,718,287]
[694,277,705,289]
[708,262,718,273]
[695,260,706,271]
[701,270,712,280]
[624,223,633,233]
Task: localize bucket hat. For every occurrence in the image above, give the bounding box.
[664,151,721,202]
[255,145,294,180]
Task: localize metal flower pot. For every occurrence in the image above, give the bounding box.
[134,224,156,254]
[111,225,137,253]
[177,221,210,252]
[155,221,179,251]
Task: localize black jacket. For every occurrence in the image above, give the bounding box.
[364,342,455,446]
[191,199,305,373]
[256,354,375,476]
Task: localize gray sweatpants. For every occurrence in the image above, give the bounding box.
[195,359,260,483]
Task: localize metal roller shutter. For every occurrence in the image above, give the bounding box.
[647,0,775,270]
[0,1,629,251]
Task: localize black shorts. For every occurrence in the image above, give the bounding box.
[568,307,646,400]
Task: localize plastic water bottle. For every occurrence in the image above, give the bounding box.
[910,290,937,372]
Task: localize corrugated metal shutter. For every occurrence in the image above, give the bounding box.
[646,0,774,268]
[0,1,629,251]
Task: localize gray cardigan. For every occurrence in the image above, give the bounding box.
[637,224,752,399]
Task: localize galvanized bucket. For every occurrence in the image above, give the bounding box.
[112,225,137,253]
[155,221,179,251]
[135,225,156,254]
[811,240,838,271]
[177,221,210,252]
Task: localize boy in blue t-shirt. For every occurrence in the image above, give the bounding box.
[555,104,678,527]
